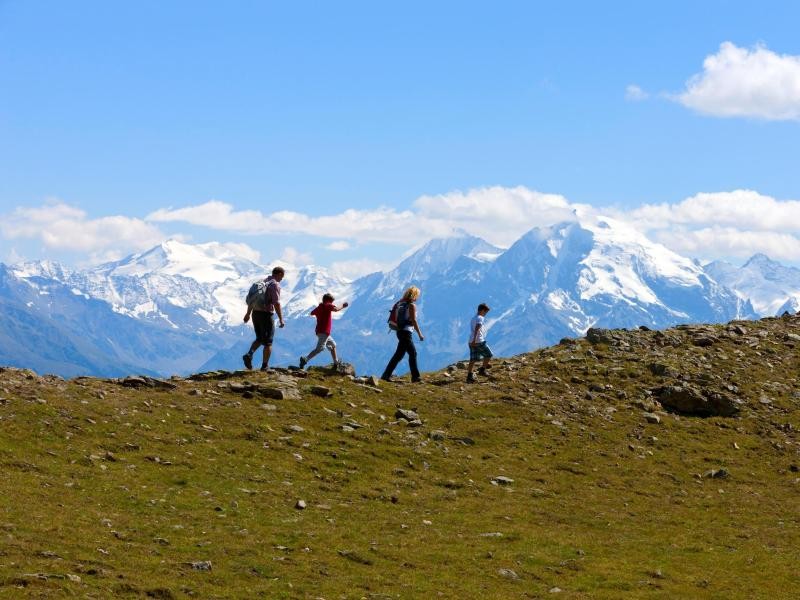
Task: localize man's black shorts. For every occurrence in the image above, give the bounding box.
[252,311,275,345]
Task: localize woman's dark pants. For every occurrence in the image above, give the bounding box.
[382,330,419,380]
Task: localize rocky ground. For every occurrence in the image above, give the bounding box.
[1,315,799,598]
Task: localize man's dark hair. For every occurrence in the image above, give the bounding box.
[272,266,285,277]
[322,293,334,303]
[478,303,490,312]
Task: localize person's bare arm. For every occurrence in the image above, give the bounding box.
[275,303,285,327]
[409,304,424,341]
[334,302,349,311]
[244,306,253,323]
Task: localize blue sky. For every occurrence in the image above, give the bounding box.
[2,1,800,274]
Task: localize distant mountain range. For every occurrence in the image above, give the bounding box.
[3,215,796,378]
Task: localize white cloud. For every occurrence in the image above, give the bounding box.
[626,190,800,233]
[412,186,584,246]
[329,258,392,280]
[203,241,262,264]
[615,189,800,263]
[0,200,167,262]
[625,84,649,101]
[147,186,585,247]
[274,246,314,267]
[676,42,800,120]
[147,201,440,244]
[652,227,800,262]
[325,241,351,251]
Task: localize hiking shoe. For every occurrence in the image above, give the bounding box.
[466,372,477,383]
[380,375,393,383]
[299,356,308,369]
[260,365,272,373]
[477,366,488,376]
[242,353,253,370]
[411,377,422,383]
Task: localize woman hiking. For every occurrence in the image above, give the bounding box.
[381,286,424,383]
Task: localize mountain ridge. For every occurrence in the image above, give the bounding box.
[5,218,799,378]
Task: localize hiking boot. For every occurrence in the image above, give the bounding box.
[411,377,423,383]
[242,353,253,370]
[260,365,272,373]
[299,356,308,369]
[477,366,489,376]
[380,375,393,383]
[466,372,477,383]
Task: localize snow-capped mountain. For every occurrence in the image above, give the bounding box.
[706,254,800,316]
[12,240,355,331]
[2,216,783,378]
[202,217,756,375]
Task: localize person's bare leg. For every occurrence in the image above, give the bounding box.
[330,346,338,364]
[261,345,272,369]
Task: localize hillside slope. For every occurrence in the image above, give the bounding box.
[1,315,799,598]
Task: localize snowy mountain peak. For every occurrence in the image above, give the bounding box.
[743,253,776,268]
[95,239,264,284]
[707,253,800,316]
[11,259,72,281]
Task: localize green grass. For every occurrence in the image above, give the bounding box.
[1,317,800,598]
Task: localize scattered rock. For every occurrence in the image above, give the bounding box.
[395,408,419,421]
[257,385,301,401]
[295,499,307,510]
[655,385,740,417]
[309,385,333,398]
[429,430,446,441]
[692,336,717,347]
[586,328,614,345]
[703,468,729,479]
[498,568,519,580]
[190,560,212,571]
[492,476,514,486]
[643,413,661,424]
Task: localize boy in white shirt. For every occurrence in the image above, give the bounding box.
[466,303,493,383]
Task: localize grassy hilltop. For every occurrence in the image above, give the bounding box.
[1,316,799,599]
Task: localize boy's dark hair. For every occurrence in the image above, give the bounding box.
[322,293,334,303]
[477,303,490,312]
[272,266,285,276]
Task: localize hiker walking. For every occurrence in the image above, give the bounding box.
[381,286,424,383]
[243,266,285,371]
[299,293,349,370]
[466,303,493,383]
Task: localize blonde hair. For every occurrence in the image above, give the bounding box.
[402,286,420,301]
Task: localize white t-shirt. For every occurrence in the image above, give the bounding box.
[469,314,487,343]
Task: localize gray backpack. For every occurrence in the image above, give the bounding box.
[246,279,273,310]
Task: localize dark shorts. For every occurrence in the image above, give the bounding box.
[469,342,493,361]
[252,311,275,345]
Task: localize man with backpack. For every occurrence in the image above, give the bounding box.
[243,266,285,371]
[381,286,424,383]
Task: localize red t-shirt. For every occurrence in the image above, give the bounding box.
[311,302,336,335]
